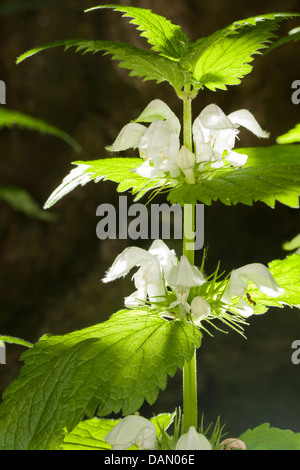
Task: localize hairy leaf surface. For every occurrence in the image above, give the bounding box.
[0,310,201,449]
[17,39,192,94]
[168,145,300,207]
[180,13,298,91]
[43,157,172,209]
[61,412,174,450]
[86,4,189,59]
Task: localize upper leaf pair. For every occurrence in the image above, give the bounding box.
[16,5,300,95]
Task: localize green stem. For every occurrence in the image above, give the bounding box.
[182,346,198,433]
[182,203,198,433]
[183,84,193,153]
[181,86,198,433]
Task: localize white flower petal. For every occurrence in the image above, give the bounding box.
[124,287,147,307]
[135,99,181,135]
[107,122,147,152]
[239,263,283,297]
[167,256,205,288]
[102,247,155,283]
[192,117,205,150]
[139,121,175,152]
[228,109,270,139]
[198,104,236,130]
[139,121,180,173]
[135,160,160,178]
[195,143,214,163]
[105,415,157,450]
[213,128,238,153]
[175,426,212,450]
[222,262,283,303]
[226,150,248,167]
[148,240,178,279]
[235,298,255,317]
[190,296,211,323]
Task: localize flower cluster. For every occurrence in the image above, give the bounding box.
[105,415,212,450]
[103,240,283,323]
[103,240,210,324]
[107,99,269,182]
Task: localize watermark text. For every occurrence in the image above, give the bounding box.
[96,196,204,250]
[0,80,6,104]
[0,341,6,365]
[291,80,300,105]
[291,340,300,365]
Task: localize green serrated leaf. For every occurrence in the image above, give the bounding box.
[61,418,118,450]
[181,13,298,91]
[0,335,33,348]
[17,39,192,95]
[43,157,173,209]
[168,164,300,208]
[239,423,300,450]
[265,26,300,53]
[243,144,300,166]
[85,4,189,59]
[168,145,300,208]
[0,107,81,152]
[60,412,174,450]
[0,309,201,449]
[276,124,300,144]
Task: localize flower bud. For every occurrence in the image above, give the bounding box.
[176,146,196,184]
[190,296,211,323]
[175,426,212,450]
[105,415,157,450]
[176,146,196,170]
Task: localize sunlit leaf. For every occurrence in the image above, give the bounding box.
[17,39,192,95]
[282,234,300,252]
[168,145,300,208]
[43,157,173,209]
[180,13,299,91]
[277,124,300,144]
[60,412,175,450]
[0,335,33,348]
[85,4,189,59]
[0,310,201,449]
[265,26,300,53]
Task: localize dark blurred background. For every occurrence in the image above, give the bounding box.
[0,0,299,438]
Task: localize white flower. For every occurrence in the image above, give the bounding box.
[176,146,196,184]
[108,99,181,178]
[190,296,211,324]
[222,262,283,316]
[102,240,177,307]
[105,415,157,450]
[138,120,180,177]
[193,104,269,168]
[108,100,268,182]
[106,122,147,153]
[134,98,181,135]
[175,426,212,450]
[167,256,206,314]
